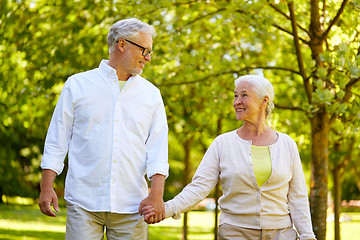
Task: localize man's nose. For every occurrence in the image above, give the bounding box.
[145,54,151,62]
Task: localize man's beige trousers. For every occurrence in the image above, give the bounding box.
[65,201,147,240]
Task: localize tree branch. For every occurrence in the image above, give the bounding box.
[183,8,227,28]
[288,1,312,103]
[157,71,234,87]
[274,104,305,112]
[157,66,301,87]
[272,24,310,45]
[322,0,349,41]
[268,1,310,36]
[330,76,360,122]
[173,0,199,6]
[343,77,360,102]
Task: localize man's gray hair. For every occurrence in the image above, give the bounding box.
[234,75,275,118]
[107,18,156,54]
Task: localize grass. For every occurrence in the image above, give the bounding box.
[0,204,360,240]
[0,204,66,240]
[325,212,360,240]
[148,212,216,240]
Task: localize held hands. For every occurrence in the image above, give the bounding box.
[141,205,159,224]
[139,194,165,224]
[139,174,166,224]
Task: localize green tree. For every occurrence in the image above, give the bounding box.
[1,2,359,240]
[147,1,360,239]
[0,0,114,200]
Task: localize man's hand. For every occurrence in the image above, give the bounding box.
[38,169,59,217]
[139,194,165,224]
[139,174,166,224]
[39,188,59,217]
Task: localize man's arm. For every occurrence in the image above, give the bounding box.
[139,174,166,223]
[39,169,59,217]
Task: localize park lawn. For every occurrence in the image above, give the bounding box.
[0,204,66,240]
[0,204,359,240]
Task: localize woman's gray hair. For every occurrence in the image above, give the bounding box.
[107,18,156,54]
[234,75,275,118]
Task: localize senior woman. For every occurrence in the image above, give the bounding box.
[142,75,316,240]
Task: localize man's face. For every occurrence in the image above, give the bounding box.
[122,32,153,76]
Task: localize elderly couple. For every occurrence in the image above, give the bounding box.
[38,18,316,240]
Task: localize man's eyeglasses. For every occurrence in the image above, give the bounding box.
[117,39,152,57]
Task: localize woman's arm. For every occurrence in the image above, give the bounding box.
[288,143,317,240]
[143,140,221,223]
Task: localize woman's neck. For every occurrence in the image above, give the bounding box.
[237,122,278,146]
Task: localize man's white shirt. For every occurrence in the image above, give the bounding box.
[41,60,169,213]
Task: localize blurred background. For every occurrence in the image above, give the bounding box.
[0,0,359,239]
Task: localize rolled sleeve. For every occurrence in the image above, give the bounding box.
[40,156,65,175]
[41,79,75,175]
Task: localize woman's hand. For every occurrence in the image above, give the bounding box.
[141,205,158,224]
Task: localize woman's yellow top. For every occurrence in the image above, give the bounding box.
[251,145,272,187]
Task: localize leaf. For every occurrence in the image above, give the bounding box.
[337,90,345,99]
[338,43,348,53]
[350,65,360,76]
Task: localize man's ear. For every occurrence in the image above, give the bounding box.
[117,39,126,52]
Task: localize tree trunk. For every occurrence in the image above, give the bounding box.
[309,109,330,240]
[332,138,354,240]
[182,137,193,240]
[308,2,329,239]
[333,165,341,240]
[214,182,220,240]
[183,212,188,240]
[213,118,222,240]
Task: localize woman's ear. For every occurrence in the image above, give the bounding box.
[262,96,269,106]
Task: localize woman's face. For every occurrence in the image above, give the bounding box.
[233,81,265,122]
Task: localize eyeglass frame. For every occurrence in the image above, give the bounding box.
[116,38,152,57]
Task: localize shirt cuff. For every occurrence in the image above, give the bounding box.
[40,156,65,175]
[299,233,317,240]
[147,163,169,180]
[165,201,181,220]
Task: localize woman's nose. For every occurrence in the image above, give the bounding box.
[234,98,241,105]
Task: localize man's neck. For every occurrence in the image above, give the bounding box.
[107,58,131,81]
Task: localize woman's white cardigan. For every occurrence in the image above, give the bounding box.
[165,130,316,240]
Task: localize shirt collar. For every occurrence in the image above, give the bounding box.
[99,59,138,83]
[99,60,118,80]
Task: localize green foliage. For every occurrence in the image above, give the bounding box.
[0,0,359,210]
